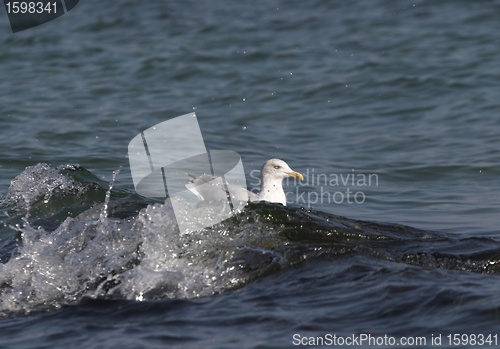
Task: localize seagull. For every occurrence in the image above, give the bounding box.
[185,159,303,206]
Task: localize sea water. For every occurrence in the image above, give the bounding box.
[1,1,500,348]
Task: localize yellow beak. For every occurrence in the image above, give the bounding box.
[288,171,304,181]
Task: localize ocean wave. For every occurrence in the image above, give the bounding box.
[1,163,499,316]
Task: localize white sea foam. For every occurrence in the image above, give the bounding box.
[0,164,287,315]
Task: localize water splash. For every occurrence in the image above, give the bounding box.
[0,164,291,314]
[99,166,121,223]
[2,163,80,217]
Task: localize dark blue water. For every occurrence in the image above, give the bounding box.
[1,1,500,348]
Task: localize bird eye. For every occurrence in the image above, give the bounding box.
[273,165,280,169]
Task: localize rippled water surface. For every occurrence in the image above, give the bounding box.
[1,1,500,348]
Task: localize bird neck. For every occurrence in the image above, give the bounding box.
[260,173,284,190]
[259,174,286,204]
